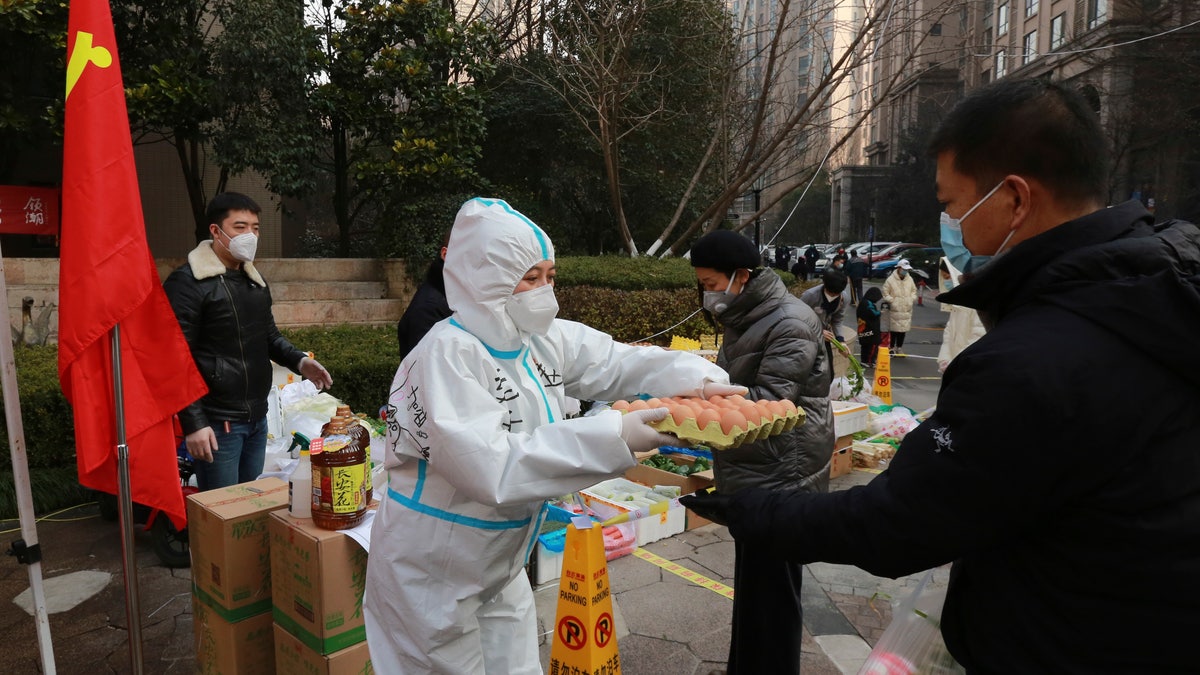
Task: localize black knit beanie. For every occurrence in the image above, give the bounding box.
[690,230,761,272]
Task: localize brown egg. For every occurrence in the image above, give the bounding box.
[646,398,664,408]
[670,405,695,426]
[726,394,746,405]
[719,408,748,434]
[696,408,721,432]
[738,402,763,424]
[628,399,649,411]
[779,399,797,413]
[612,399,631,411]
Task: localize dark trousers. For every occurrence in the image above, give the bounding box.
[728,538,804,674]
[850,277,863,304]
[860,337,879,365]
[891,331,907,349]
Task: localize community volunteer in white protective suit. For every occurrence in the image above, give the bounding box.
[364,198,743,674]
[936,256,986,372]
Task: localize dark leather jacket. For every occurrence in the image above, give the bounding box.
[164,242,305,434]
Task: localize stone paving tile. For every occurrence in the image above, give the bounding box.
[617,633,700,675]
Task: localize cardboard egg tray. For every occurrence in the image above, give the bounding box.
[615,397,805,450]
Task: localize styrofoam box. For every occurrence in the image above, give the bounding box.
[832,400,869,437]
[581,478,685,546]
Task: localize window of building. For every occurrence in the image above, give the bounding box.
[997,2,1009,35]
[1025,0,1038,18]
[1051,13,1066,49]
[982,69,992,85]
[996,49,1008,78]
[930,22,942,36]
[1023,30,1038,65]
[1088,0,1108,29]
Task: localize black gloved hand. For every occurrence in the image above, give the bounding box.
[679,491,734,527]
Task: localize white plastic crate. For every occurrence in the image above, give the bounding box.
[581,478,685,546]
[832,400,869,437]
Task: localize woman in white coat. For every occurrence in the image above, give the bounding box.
[881,259,919,355]
[364,198,741,674]
[936,257,986,372]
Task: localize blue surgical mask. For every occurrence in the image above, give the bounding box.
[703,273,738,316]
[939,181,1013,273]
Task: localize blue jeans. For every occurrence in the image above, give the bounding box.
[195,418,268,491]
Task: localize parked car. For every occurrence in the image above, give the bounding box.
[871,246,943,279]
[816,241,898,273]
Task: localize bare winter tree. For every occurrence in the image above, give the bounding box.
[656,0,962,257]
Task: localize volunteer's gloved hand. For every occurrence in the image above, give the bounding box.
[186,427,218,463]
[679,491,734,527]
[700,382,749,399]
[299,356,333,390]
[619,407,678,454]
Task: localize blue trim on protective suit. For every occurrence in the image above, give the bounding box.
[522,351,555,424]
[474,197,551,260]
[388,463,532,531]
[449,318,522,359]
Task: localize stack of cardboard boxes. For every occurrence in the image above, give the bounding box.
[187,478,374,673]
[188,478,290,673]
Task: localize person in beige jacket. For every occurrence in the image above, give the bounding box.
[881,259,919,355]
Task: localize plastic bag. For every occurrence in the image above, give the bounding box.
[869,407,919,439]
[859,570,964,675]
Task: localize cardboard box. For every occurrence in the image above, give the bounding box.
[269,510,369,655]
[193,594,275,674]
[624,452,715,530]
[189,478,289,621]
[581,478,685,545]
[273,623,373,675]
[830,447,853,478]
[832,400,869,437]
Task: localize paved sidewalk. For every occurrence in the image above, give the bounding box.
[0,467,938,674]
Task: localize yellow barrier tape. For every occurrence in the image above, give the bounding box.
[632,548,735,600]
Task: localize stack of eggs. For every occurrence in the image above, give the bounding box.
[611,395,805,450]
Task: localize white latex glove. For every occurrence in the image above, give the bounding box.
[299,356,333,390]
[619,408,678,454]
[700,382,749,399]
[186,427,218,463]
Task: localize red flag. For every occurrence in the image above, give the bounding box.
[59,1,208,526]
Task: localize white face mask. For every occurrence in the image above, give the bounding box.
[507,283,559,335]
[217,228,259,263]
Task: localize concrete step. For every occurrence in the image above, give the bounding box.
[271,298,406,327]
[269,281,386,302]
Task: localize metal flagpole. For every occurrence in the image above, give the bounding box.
[110,324,144,673]
[0,250,57,674]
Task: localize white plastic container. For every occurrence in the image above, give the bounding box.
[832,400,870,437]
[288,449,313,518]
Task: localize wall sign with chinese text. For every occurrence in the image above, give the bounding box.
[0,186,61,235]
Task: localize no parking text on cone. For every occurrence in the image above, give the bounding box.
[549,520,621,674]
[874,346,893,405]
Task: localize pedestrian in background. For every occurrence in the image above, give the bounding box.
[856,286,883,368]
[682,77,1200,672]
[397,232,452,359]
[804,244,820,280]
[845,249,868,304]
[690,229,834,675]
[164,192,333,491]
[881,258,918,355]
[935,257,985,372]
[800,269,850,369]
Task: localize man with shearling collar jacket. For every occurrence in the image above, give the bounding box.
[682,79,1200,672]
[164,192,333,491]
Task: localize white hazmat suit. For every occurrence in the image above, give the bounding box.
[364,198,731,674]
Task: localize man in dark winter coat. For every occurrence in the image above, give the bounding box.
[165,192,333,491]
[690,230,833,675]
[683,78,1200,672]
[397,241,451,359]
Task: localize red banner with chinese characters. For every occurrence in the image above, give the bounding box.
[0,185,61,235]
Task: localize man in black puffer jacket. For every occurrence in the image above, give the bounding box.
[165,192,333,491]
[683,78,1200,672]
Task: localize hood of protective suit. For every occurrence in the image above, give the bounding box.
[444,198,555,352]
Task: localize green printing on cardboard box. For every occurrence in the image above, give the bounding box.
[326,611,345,630]
[232,518,266,539]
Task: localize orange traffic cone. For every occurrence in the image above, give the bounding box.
[549,521,621,674]
[873,346,892,405]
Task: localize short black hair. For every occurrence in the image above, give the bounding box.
[822,269,848,293]
[864,286,883,302]
[206,192,261,229]
[929,78,1107,206]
